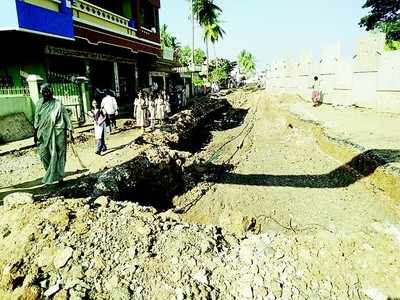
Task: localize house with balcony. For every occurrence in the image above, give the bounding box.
[0,0,177,110]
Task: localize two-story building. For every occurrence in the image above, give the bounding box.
[0,0,173,108]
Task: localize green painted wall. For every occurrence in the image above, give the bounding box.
[0,61,47,87]
[0,65,23,87]
[0,95,33,122]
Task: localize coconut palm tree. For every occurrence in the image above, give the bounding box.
[192,0,222,27]
[191,0,225,79]
[203,18,225,60]
[160,24,171,48]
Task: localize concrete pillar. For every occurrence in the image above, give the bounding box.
[78,79,90,119]
[134,63,138,95]
[149,73,153,88]
[27,74,43,114]
[163,75,166,90]
[113,62,120,97]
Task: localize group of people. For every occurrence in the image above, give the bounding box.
[134,90,171,132]
[32,83,183,185]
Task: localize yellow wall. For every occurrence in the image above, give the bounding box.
[24,0,60,12]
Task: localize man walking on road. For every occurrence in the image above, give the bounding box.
[311,76,322,106]
[101,90,119,133]
[34,84,74,184]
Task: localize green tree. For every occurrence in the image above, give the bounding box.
[191,0,225,78]
[237,50,256,75]
[177,47,206,66]
[194,48,207,65]
[377,21,400,50]
[209,58,233,84]
[161,24,182,60]
[160,24,172,48]
[176,46,192,66]
[359,1,400,43]
[192,0,222,27]
[203,18,225,59]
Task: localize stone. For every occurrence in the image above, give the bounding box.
[133,220,151,236]
[176,288,184,300]
[128,247,137,259]
[39,279,49,289]
[111,287,131,300]
[73,222,90,235]
[53,247,73,269]
[69,265,84,280]
[94,196,109,208]
[105,275,120,291]
[193,270,208,285]
[94,256,105,270]
[53,290,68,300]
[44,282,60,298]
[363,288,386,300]
[19,286,42,300]
[3,192,34,208]
[36,247,56,268]
[46,207,70,228]
[240,284,253,299]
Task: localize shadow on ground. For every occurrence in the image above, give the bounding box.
[209,149,400,188]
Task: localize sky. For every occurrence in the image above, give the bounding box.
[160,0,369,70]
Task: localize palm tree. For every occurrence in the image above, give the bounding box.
[191,0,225,79]
[203,18,225,60]
[160,24,171,48]
[160,24,182,61]
[192,0,222,27]
[238,50,256,75]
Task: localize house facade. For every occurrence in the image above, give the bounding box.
[0,0,175,107]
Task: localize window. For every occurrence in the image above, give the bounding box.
[140,1,158,31]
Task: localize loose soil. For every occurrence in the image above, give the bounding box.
[0,90,399,299]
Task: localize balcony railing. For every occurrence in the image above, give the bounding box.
[72,0,136,38]
[138,26,160,44]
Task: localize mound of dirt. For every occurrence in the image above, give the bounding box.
[0,113,33,144]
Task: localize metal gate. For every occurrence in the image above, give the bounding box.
[48,73,85,124]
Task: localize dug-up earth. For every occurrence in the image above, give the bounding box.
[0,89,399,300]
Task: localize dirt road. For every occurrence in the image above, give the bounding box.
[0,122,142,199]
[179,90,400,298]
[0,90,399,299]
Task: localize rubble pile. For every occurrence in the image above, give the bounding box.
[1,194,379,300]
[43,95,233,207]
[49,146,184,210]
[135,96,230,147]
[0,91,398,300]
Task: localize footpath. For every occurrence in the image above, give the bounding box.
[270,91,400,202]
[0,119,133,156]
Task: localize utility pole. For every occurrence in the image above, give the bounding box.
[191,0,195,96]
[191,0,195,68]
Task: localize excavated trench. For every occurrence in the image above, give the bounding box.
[33,97,248,211]
[2,91,399,300]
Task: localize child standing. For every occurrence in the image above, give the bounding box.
[148,93,156,130]
[90,100,107,155]
[155,92,165,125]
[136,91,148,133]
